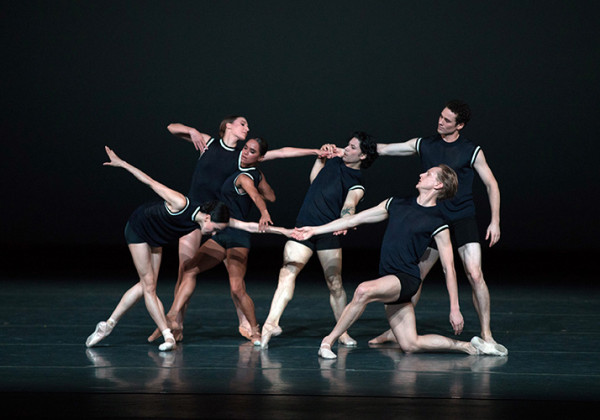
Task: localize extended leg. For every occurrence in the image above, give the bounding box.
[319,275,402,359]
[386,302,475,355]
[261,241,312,348]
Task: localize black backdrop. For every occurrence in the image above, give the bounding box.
[2,1,598,276]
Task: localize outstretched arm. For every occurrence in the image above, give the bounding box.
[434,229,464,335]
[103,146,188,212]
[237,174,273,232]
[473,150,501,247]
[377,138,419,156]
[262,147,320,161]
[229,218,293,237]
[167,123,211,152]
[292,199,390,240]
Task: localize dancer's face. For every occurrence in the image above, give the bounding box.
[227,117,250,140]
[240,139,263,167]
[200,219,228,235]
[416,167,442,190]
[342,138,365,165]
[437,107,463,136]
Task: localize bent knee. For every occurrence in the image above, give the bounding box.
[352,284,375,304]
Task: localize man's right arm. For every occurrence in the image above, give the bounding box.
[377,138,419,156]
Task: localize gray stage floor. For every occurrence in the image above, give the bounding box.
[1,260,599,419]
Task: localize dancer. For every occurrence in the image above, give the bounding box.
[292,165,507,358]
[158,117,326,343]
[148,137,323,345]
[261,132,379,348]
[85,147,230,351]
[372,100,504,352]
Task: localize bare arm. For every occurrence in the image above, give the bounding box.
[103,146,188,212]
[229,218,293,237]
[434,229,464,335]
[334,187,365,236]
[292,200,390,240]
[308,143,338,182]
[473,150,501,247]
[262,147,321,161]
[377,138,419,156]
[167,123,212,152]
[257,173,276,202]
[237,174,273,232]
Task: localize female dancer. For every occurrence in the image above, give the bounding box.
[85,146,230,351]
[159,117,325,343]
[150,137,323,344]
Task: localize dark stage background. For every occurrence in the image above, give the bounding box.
[2,1,598,279]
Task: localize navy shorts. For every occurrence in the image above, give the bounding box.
[430,216,479,249]
[124,222,146,245]
[211,226,251,249]
[384,272,422,304]
[289,232,341,251]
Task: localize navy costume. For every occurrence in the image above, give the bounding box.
[125,198,202,247]
[379,197,449,303]
[293,157,364,251]
[212,167,261,249]
[416,134,481,245]
[188,138,244,203]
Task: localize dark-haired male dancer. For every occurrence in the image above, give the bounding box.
[374,100,505,353]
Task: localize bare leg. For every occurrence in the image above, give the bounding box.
[319,275,402,359]
[148,239,225,342]
[148,230,202,342]
[261,241,312,348]
[316,248,355,346]
[386,303,475,355]
[458,242,495,343]
[369,248,438,345]
[225,247,261,345]
[87,243,174,349]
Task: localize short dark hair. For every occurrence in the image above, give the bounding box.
[445,100,471,127]
[251,137,269,156]
[199,200,230,223]
[350,131,379,169]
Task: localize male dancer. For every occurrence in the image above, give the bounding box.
[292,165,507,358]
[261,132,379,348]
[374,100,504,351]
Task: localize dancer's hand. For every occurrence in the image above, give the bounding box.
[103,146,125,168]
[190,130,208,153]
[258,214,273,232]
[449,309,464,335]
[291,226,315,241]
[485,222,500,247]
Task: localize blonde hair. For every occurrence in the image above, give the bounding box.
[436,164,458,200]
